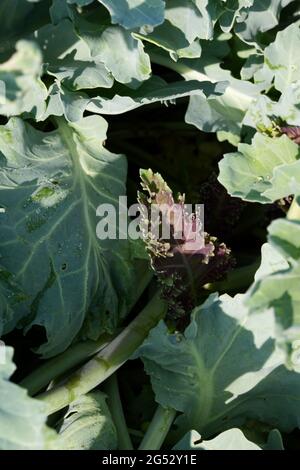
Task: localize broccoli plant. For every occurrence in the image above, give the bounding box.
[1,0,300,451]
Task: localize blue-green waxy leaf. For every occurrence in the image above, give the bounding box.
[134,29,202,61]
[235,0,292,46]
[191,0,215,40]
[41,82,90,122]
[55,392,117,450]
[264,429,285,450]
[192,0,256,38]
[0,40,47,119]
[75,18,151,88]
[241,54,264,81]
[34,20,114,91]
[98,0,165,29]
[0,266,26,336]
[246,218,300,337]
[263,22,300,93]
[88,26,151,88]
[0,346,57,449]
[137,292,300,437]
[48,58,113,91]
[0,0,51,61]
[136,0,250,57]
[218,133,300,203]
[263,161,300,201]
[135,0,208,57]
[273,81,300,126]
[33,19,113,118]
[184,55,260,141]
[174,428,261,450]
[33,19,80,64]
[0,116,141,357]
[243,79,300,131]
[218,0,254,33]
[163,0,206,44]
[174,428,284,450]
[87,76,227,115]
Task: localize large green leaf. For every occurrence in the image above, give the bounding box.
[0,0,51,61]
[55,392,117,450]
[75,14,151,88]
[0,116,142,357]
[246,218,300,336]
[244,80,300,130]
[87,75,227,115]
[0,266,26,336]
[98,0,165,29]
[184,55,260,141]
[137,292,300,437]
[134,0,208,58]
[164,0,206,44]
[34,19,114,91]
[134,0,247,61]
[41,82,90,122]
[193,0,256,38]
[48,57,113,91]
[235,0,292,46]
[191,0,215,40]
[34,19,80,64]
[241,54,264,82]
[0,40,47,119]
[218,0,254,33]
[174,428,284,450]
[218,133,300,203]
[174,428,261,450]
[272,81,300,126]
[263,22,300,93]
[86,26,151,88]
[0,346,57,449]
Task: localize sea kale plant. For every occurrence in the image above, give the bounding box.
[1,0,300,451]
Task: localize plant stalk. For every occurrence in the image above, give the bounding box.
[38,291,167,416]
[104,374,133,450]
[20,335,112,396]
[21,266,153,396]
[138,405,177,450]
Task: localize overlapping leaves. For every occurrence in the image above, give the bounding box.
[55,392,117,450]
[246,217,300,339]
[0,346,56,449]
[0,40,47,118]
[218,133,300,203]
[137,292,300,438]
[1,0,300,451]
[174,428,284,450]
[0,116,142,357]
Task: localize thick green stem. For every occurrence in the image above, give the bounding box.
[38,291,167,415]
[287,197,300,221]
[105,374,133,450]
[20,335,112,396]
[138,406,176,450]
[21,263,152,396]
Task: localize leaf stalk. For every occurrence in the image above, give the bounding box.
[37,291,167,415]
[138,405,177,450]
